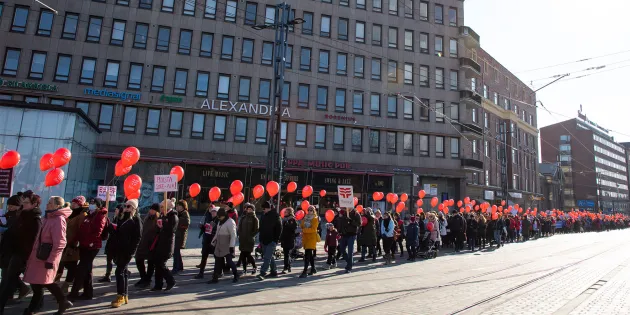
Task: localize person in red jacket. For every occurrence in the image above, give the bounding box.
[67,198,108,302]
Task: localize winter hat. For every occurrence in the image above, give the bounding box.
[7,195,21,206]
[217,207,227,217]
[72,196,86,206]
[326,223,333,228]
[166,198,176,209]
[210,206,219,213]
[226,202,234,209]
[262,201,273,209]
[126,199,139,209]
[150,203,160,212]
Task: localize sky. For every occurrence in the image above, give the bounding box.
[465,0,630,143]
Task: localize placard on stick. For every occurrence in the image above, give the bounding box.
[337,185,354,208]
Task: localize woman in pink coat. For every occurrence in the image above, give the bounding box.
[23,197,73,315]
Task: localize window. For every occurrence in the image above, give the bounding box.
[369,130,380,153]
[420,134,429,156]
[62,13,79,40]
[336,53,347,75]
[420,99,429,120]
[281,121,287,144]
[86,16,103,42]
[352,129,362,151]
[317,86,328,110]
[512,149,517,164]
[341,0,349,6]
[357,0,366,9]
[353,92,363,114]
[320,15,331,37]
[485,141,489,157]
[28,52,46,79]
[146,109,161,135]
[167,111,183,136]
[173,69,188,95]
[373,0,382,12]
[213,115,226,140]
[303,12,313,35]
[37,10,54,36]
[493,92,498,104]
[405,0,414,18]
[404,99,413,119]
[11,6,29,33]
[388,27,398,48]
[286,45,293,68]
[449,39,458,57]
[54,55,72,82]
[265,6,275,24]
[76,102,89,114]
[281,82,290,106]
[98,104,114,130]
[259,79,271,104]
[126,63,143,90]
[110,20,126,45]
[204,0,217,18]
[217,74,230,99]
[134,23,149,48]
[448,7,457,26]
[435,68,444,89]
[371,58,381,80]
[200,32,213,57]
[450,103,459,122]
[156,26,171,51]
[404,30,413,51]
[122,106,137,133]
[300,47,311,71]
[435,36,443,56]
[450,70,458,90]
[0,95,11,100]
[404,63,413,84]
[298,84,309,107]
[483,112,488,127]
[387,95,397,118]
[419,1,428,21]
[338,18,348,40]
[435,4,443,24]
[419,32,429,54]
[234,117,247,142]
[471,77,476,91]
[288,123,305,146]
[388,60,398,82]
[419,65,429,87]
[403,133,413,155]
[80,58,96,84]
[104,61,120,87]
[472,140,477,154]
[151,66,166,92]
[372,24,382,46]
[245,2,257,25]
[178,29,192,55]
[435,101,444,122]
[225,0,237,22]
[288,9,296,32]
[335,89,346,112]
[331,126,344,150]
[260,41,273,64]
[191,113,205,138]
[354,55,365,78]
[239,77,251,101]
[388,0,398,15]
[436,136,444,157]
[370,93,380,116]
[315,125,326,149]
[318,50,330,73]
[196,72,209,96]
[355,21,365,43]
[161,0,174,12]
[483,85,488,98]
[139,0,153,9]
[221,36,234,60]
[49,99,64,106]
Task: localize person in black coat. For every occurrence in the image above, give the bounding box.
[150,199,178,292]
[194,206,218,279]
[337,207,361,273]
[0,193,31,305]
[466,213,478,251]
[99,205,124,283]
[110,199,143,308]
[280,208,297,274]
[0,191,43,314]
[450,212,466,252]
[256,201,282,280]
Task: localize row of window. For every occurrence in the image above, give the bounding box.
[595,156,627,172]
[594,145,626,164]
[593,134,625,155]
[468,167,536,193]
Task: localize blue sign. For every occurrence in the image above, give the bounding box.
[83,88,140,101]
[576,199,595,208]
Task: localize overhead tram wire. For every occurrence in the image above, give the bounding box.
[515,48,630,74]
[527,58,630,83]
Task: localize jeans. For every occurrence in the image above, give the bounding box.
[342,235,356,271]
[467,233,476,250]
[104,251,114,277]
[259,242,277,275]
[213,255,237,280]
[153,258,174,289]
[361,245,375,260]
[115,256,132,296]
[0,256,26,311]
[135,258,154,283]
[494,230,502,247]
[27,283,66,313]
[172,248,183,272]
[70,248,99,298]
[337,237,347,260]
[406,243,417,258]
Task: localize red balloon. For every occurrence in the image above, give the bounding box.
[396,202,405,213]
[361,216,368,226]
[280,208,287,218]
[44,168,65,187]
[52,148,71,168]
[430,197,438,208]
[252,185,265,199]
[465,205,471,212]
[416,199,423,207]
[170,166,185,182]
[189,183,201,198]
[418,190,426,199]
[0,150,20,169]
[124,174,142,192]
[471,200,477,206]
[39,153,54,171]
[320,190,327,197]
[325,209,335,223]
[127,189,141,199]
[121,147,140,167]
[492,213,499,220]
[287,181,297,193]
[400,193,409,202]
[492,205,498,213]
[460,207,465,213]
[390,194,399,204]
[474,205,480,211]
[373,192,384,201]
[300,200,310,212]
[232,192,245,206]
[417,208,424,215]
[438,204,444,211]
[230,180,244,195]
[114,160,132,177]
[302,185,313,198]
[427,222,434,232]
[356,205,364,213]
[448,199,454,207]
[295,210,305,220]
[501,200,506,206]
[208,187,221,202]
[353,197,359,206]
[457,200,463,208]
[266,181,280,197]
[464,197,471,204]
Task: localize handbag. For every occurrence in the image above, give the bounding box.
[36,230,53,261]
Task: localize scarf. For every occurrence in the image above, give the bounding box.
[69,207,83,219]
[383,217,392,232]
[304,213,315,228]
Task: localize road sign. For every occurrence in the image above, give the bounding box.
[337,185,354,208]
[154,175,178,192]
[97,186,117,201]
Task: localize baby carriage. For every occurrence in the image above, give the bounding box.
[289,230,305,262]
[416,232,438,259]
[254,243,283,260]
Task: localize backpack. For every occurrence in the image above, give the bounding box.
[101,217,111,241]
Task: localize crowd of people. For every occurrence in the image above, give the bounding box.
[0,191,628,314]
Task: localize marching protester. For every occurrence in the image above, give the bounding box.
[56,197,88,294]
[467,213,478,251]
[380,212,396,265]
[338,207,361,273]
[477,214,488,249]
[492,213,504,248]
[110,199,142,308]
[209,208,238,283]
[299,206,319,278]
[358,208,377,263]
[256,201,282,280]
[450,211,466,252]
[135,204,159,288]
[324,223,339,269]
[68,198,108,302]
[23,197,72,315]
[374,210,383,256]
[280,208,297,274]
[172,200,190,275]
[393,213,405,258]
[99,204,123,283]
[405,214,420,261]
[150,199,178,292]
[194,206,218,279]
[237,203,259,275]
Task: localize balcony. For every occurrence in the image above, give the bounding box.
[461,158,484,172]
[460,57,481,77]
[459,26,480,48]
[460,90,482,108]
[460,123,483,140]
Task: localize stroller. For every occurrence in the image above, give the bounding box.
[254,243,283,260]
[416,232,438,259]
[289,230,305,262]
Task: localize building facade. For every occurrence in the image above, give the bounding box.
[540,112,630,213]
[0,0,533,212]
[538,162,564,211]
